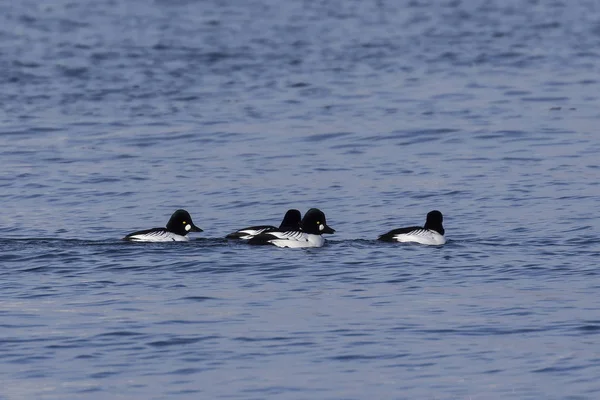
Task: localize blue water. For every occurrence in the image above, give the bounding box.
[1,0,600,398]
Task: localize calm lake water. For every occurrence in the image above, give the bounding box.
[1,0,600,399]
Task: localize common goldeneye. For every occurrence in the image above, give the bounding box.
[225,209,301,239]
[123,209,203,242]
[248,208,335,248]
[377,210,445,245]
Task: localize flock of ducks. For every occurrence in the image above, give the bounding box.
[124,209,446,247]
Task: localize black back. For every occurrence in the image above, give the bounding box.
[124,227,166,240]
[377,226,423,242]
[225,225,277,239]
[246,231,281,245]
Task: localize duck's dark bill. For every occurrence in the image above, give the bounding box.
[190,224,203,232]
[322,225,335,234]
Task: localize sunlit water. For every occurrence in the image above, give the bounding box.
[1,0,600,399]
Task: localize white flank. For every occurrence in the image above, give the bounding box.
[128,230,189,242]
[392,229,445,246]
[268,231,326,248]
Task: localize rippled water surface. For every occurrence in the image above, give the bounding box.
[1,0,600,399]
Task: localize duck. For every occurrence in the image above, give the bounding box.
[248,208,335,248]
[377,210,445,245]
[123,209,203,242]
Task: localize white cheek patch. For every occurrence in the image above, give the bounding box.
[319,224,324,231]
[185,224,191,231]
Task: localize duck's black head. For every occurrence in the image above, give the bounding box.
[424,210,444,235]
[300,208,335,235]
[279,209,302,230]
[166,209,203,236]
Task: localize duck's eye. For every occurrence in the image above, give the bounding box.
[316,221,320,225]
[183,221,187,224]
